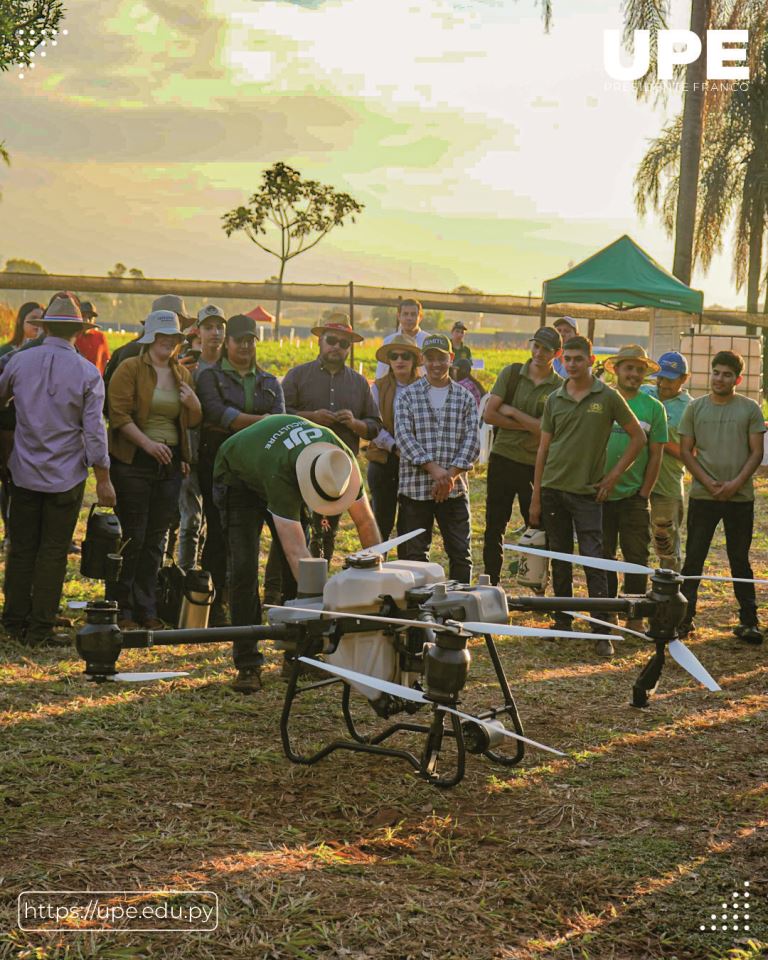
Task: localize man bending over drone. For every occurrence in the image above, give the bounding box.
[213,414,382,692]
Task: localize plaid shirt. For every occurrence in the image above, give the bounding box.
[395,378,480,500]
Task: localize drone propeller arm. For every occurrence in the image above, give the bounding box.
[116,623,289,649]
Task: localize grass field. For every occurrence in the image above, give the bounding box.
[1,342,766,960]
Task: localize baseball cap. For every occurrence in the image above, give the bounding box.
[530,327,562,351]
[198,304,225,323]
[555,316,579,333]
[226,314,259,340]
[656,351,689,379]
[421,333,452,356]
[452,320,468,331]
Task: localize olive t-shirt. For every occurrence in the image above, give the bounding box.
[605,390,668,500]
[541,379,637,495]
[213,414,355,520]
[490,360,563,465]
[677,393,766,502]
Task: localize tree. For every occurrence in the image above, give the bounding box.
[621,0,768,284]
[635,39,768,313]
[3,258,46,273]
[222,162,364,335]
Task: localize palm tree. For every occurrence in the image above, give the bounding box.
[635,40,768,312]
[622,0,768,285]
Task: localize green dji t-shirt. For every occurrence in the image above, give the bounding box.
[541,379,637,496]
[490,360,562,465]
[640,384,692,500]
[677,393,766,502]
[213,414,355,520]
[605,390,668,500]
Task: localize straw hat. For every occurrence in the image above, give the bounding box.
[604,344,661,375]
[295,442,362,516]
[311,312,364,343]
[374,333,422,364]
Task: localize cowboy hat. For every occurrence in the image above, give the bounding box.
[311,312,364,343]
[295,442,362,516]
[604,344,661,375]
[374,333,422,364]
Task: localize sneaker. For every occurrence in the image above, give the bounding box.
[734,623,763,645]
[231,667,262,693]
[25,632,71,648]
[55,615,73,628]
[117,619,141,631]
[141,618,166,631]
[626,619,646,634]
[677,620,695,638]
[595,638,614,658]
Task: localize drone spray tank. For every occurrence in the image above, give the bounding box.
[323,552,443,710]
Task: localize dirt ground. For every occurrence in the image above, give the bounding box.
[1,471,766,960]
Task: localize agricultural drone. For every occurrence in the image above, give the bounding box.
[73,529,754,788]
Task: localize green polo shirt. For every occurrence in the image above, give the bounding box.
[640,384,692,500]
[490,360,563,465]
[221,357,257,414]
[214,415,354,521]
[605,390,668,500]
[541,379,636,495]
[678,393,766,502]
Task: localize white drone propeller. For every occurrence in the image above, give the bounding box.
[297,657,565,756]
[506,544,768,585]
[276,606,617,642]
[356,528,427,557]
[566,612,721,692]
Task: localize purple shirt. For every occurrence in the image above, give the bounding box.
[0,337,109,492]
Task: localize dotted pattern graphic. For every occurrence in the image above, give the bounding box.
[700,881,751,933]
[13,26,68,80]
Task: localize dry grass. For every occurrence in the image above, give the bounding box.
[0,470,767,960]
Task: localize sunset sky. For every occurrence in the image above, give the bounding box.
[0,0,749,307]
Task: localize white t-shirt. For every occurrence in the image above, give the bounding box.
[428,384,450,412]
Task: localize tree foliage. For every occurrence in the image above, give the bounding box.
[3,258,46,273]
[0,0,65,72]
[222,162,364,333]
[635,39,768,311]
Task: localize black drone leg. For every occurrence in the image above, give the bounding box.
[420,706,465,788]
[632,641,666,708]
[481,633,525,766]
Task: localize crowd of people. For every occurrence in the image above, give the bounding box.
[0,292,764,692]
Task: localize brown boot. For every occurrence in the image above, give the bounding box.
[231,667,262,693]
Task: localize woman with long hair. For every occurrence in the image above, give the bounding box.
[107,309,201,629]
[0,302,45,358]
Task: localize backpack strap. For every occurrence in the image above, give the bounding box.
[503,362,524,407]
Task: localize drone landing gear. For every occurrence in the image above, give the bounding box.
[632,640,666,709]
[278,633,527,788]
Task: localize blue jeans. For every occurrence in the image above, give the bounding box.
[108,450,183,622]
[396,493,473,583]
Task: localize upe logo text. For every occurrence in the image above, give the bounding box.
[604,30,748,81]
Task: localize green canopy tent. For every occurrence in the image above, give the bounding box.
[542,235,704,318]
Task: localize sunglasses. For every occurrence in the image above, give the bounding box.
[325,335,351,349]
[388,351,412,361]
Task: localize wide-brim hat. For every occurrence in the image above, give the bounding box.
[44,295,84,325]
[295,442,362,517]
[311,315,363,343]
[137,310,186,345]
[375,333,422,364]
[152,294,194,326]
[604,344,661,375]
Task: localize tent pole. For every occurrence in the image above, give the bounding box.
[587,317,596,343]
[539,299,547,328]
